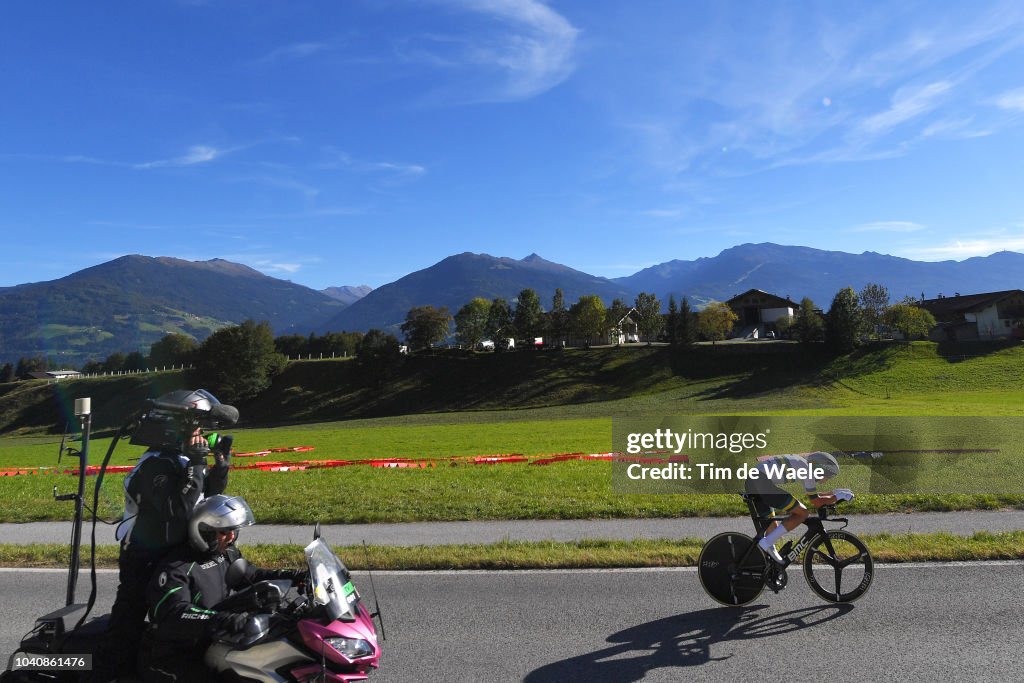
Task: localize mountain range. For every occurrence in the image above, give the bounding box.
[613,243,1024,307]
[2,244,1022,365]
[318,252,636,333]
[321,285,374,305]
[0,255,346,366]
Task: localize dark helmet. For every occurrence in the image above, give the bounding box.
[188,495,255,553]
[150,389,238,426]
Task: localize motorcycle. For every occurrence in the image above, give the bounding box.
[3,394,383,682]
[209,529,383,682]
[5,529,382,682]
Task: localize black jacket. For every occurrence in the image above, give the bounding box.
[146,544,293,645]
[118,449,228,552]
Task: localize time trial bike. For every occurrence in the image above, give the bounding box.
[698,492,873,606]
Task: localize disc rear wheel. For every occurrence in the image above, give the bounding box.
[698,532,767,606]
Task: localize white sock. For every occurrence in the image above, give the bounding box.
[759,524,788,548]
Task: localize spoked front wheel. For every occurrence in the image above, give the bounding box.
[698,532,767,606]
[802,530,873,603]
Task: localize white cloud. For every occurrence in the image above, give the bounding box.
[849,221,926,233]
[619,3,1024,176]
[220,253,325,277]
[257,42,330,64]
[255,261,303,274]
[904,236,1024,259]
[920,117,992,139]
[226,174,320,198]
[642,208,686,219]
[369,161,426,176]
[859,81,954,135]
[136,145,222,169]
[993,87,1024,111]
[417,0,579,103]
[319,149,427,180]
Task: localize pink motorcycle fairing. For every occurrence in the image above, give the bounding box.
[293,604,380,681]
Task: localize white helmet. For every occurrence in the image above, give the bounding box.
[188,495,255,553]
[806,451,840,480]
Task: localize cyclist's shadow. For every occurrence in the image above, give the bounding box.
[523,603,853,683]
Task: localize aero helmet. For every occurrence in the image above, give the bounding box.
[806,451,840,480]
[188,495,255,553]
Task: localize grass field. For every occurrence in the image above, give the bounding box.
[1,341,1022,524]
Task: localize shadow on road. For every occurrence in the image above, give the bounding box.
[523,603,853,683]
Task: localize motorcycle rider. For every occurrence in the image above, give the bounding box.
[143,495,307,683]
[89,389,234,682]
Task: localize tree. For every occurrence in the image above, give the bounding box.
[455,298,492,349]
[605,298,630,343]
[513,288,543,342]
[858,283,890,337]
[124,351,147,372]
[80,360,104,375]
[775,314,795,339]
[15,356,48,379]
[666,296,679,345]
[884,304,936,340]
[634,292,663,344]
[196,319,287,401]
[401,306,451,352]
[0,363,13,383]
[570,295,607,346]
[274,334,308,358]
[357,329,403,387]
[485,298,512,348]
[552,288,565,312]
[677,297,696,346]
[794,298,825,344]
[103,352,127,373]
[697,302,738,344]
[547,288,569,346]
[826,287,864,353]
[150,333,198,368]
[310,331,362,358]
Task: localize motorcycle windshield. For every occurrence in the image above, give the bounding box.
[304,537,358,621]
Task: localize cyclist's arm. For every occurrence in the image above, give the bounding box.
[808,492,837,507]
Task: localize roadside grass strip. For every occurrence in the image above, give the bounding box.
[3,532,1024,569]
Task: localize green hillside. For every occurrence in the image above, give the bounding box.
[2,341,1020,436]
[0,255,344,365]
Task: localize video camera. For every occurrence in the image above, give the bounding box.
[130,389,239,452]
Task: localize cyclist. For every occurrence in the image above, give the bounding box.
[746,451,853,563]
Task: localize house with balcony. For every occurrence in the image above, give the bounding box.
[918,290,1024,341]
[725,289,798,338]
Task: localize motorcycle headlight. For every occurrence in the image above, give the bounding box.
[323,636,374,659]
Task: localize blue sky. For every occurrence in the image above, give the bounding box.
[3,0,1024,290]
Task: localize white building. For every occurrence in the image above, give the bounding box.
[919,290,1024,341]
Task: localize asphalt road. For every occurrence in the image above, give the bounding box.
[4,509,1023,546]
[3,562,1023,681]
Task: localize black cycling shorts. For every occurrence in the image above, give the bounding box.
[744,478,798,518]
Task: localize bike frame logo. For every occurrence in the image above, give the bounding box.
[786,536,812,563]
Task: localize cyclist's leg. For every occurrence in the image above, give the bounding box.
[758,493,802,562]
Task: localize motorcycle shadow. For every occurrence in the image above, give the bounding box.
[523,603,853,683]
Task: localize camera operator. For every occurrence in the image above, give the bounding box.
[88,389,236,683]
